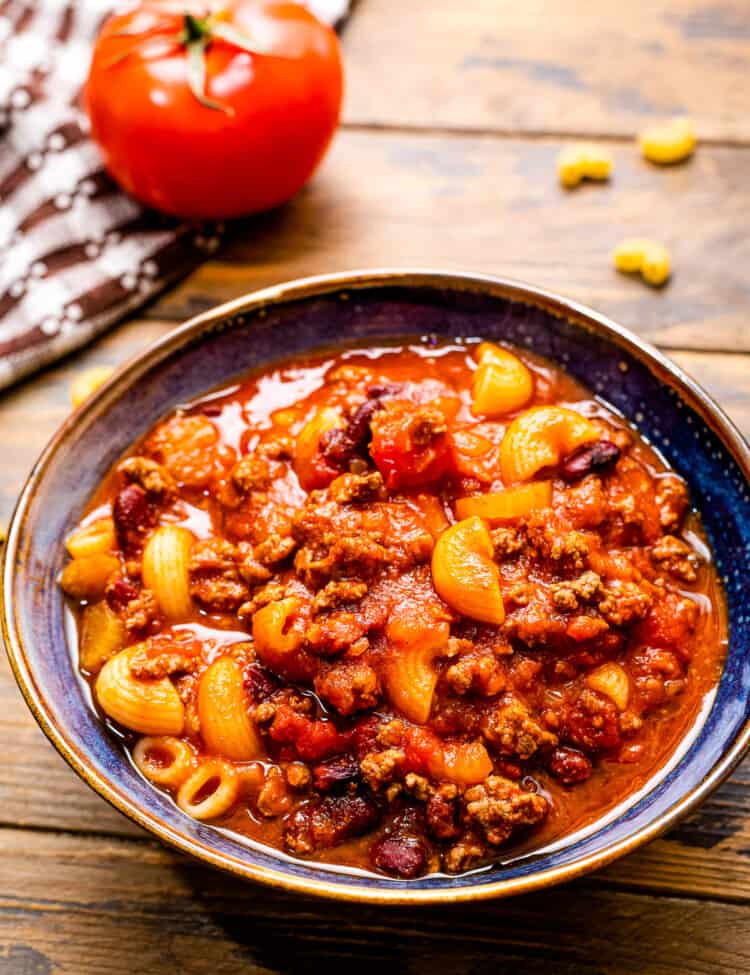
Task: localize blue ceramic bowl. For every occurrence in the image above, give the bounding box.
[4,269,750,903]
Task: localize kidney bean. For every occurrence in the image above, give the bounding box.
[366,382,404,400]
[346,398,384,449]
[320,399,386,470]
[495,759,523,781]
[560,440,620,482]
[371,833,429,879]
[319,384,405,471]
[105,578,139,612]
[549,746,593,784]
[352,714,382,758]
[319,427,355,469]
[284,794,380,853]
[112,483,151,549]
[313,755,361,791]
[243,663,279,703]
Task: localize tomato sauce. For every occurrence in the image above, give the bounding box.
[63,339,726,878]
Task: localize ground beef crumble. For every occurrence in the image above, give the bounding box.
[482,698,558,759]
[445,651,506,696]
[314,659,381,715]
[118,456,176,497]
[360,749,405,791]
[597,581,652,626]
[463,776,548,846]
[254,532,297,566]
[650,535,700,583]
[129,648,199,679]
[231,454,284,494]
[188,538,251,611]
[329,471,386,504]
[122,588,160,634]
[655,474,690,531]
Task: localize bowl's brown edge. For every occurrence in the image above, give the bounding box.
[4,267,750,905]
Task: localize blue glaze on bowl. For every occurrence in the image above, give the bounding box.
[5,270,750,903]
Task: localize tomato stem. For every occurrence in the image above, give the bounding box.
[185,34,233,115]
[181,13,211,45]
[107,10,285,113]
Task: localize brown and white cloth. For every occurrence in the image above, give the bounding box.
[0,0,350,391]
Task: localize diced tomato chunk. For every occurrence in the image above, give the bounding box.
[267,706,354,761]
[370,400,452,489]
[635,592,698,659]
[564,690,621,754]
[402,726,442,776]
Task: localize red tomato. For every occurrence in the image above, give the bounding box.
[85,1,343,218]
[267,706,354,760]
[369,400,453,490]
[635,592,699,659]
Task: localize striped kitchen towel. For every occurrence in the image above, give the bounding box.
[0,0,350,390]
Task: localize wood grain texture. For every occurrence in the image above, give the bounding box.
[2,6,750,954]
[342,0,750,141]
[1,829,750,975]
[147,130,750,353]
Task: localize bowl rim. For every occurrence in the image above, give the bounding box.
[4,266,750,904]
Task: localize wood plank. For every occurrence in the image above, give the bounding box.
[342,0,750,141]
[600,756,750,901]
[1,828,750,975]
[146,130,750,353]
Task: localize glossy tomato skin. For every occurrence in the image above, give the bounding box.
[85,2,343,219]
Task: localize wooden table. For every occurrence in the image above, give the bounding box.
[2,2,750,971]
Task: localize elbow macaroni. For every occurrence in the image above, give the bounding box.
[383,622,450,725]
[500,406,599,484]
[432,740,494,786]
[65,518,116,559]
[432,517,505,625]
[177,758,239,820]
[586,662,631,711]
[59,553,120,602]
[198,656,263,761]
[79,601,125,673]
[96,645,185,735]
[612,238,671,287]
[455,481,553,522]
[252,597,304,663]
[70,365,115,408]
[133,736,196,788]
[142,524,194,620]
[638,118,696,165]
[557,143,612,188]
[471,342,534,417]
